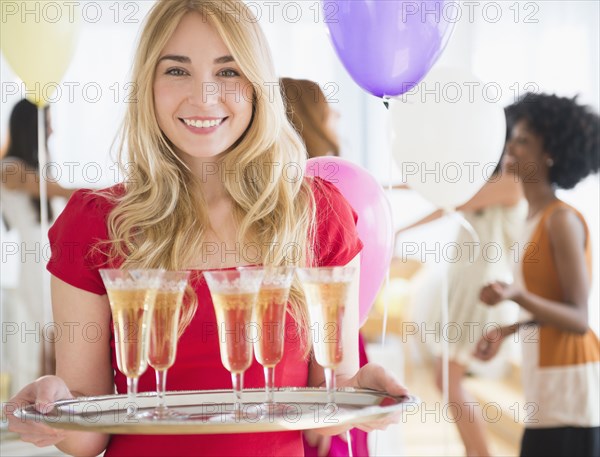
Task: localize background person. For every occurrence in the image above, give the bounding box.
[1,99,76,390]
[476,92,600,457]
[281,76,370,457]
[394,111,526,456]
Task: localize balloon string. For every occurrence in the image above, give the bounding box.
[38,107,52,377]
[446,210,481,262]
[441,268,449,455]
[381,270,390,348]
[381,95,393,347]
[38,107,51,327]
[374,96,393,457]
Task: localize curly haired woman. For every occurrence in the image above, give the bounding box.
[475,93,600,457]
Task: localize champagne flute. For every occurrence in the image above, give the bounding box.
[204,267,264,417]
[297,266,355,404]
[99,269,163,416]
[140,270,190,420]
[251,266,294,410]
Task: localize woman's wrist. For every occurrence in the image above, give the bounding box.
[510,286,528,307]
[503,320,537,336]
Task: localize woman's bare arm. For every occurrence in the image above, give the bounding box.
[457,172,522,212]
[480,209,590,334]
[1,159,75,199]
[518,209,589,333]
[51,277,113,456]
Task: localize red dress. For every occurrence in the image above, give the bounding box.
[47,178,363,457]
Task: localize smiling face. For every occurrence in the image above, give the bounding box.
[505,119,551,183]
[153,12,254,165]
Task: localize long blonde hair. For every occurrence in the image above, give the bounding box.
[103,0,315,343]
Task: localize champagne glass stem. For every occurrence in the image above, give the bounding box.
[231,372,244,416]
[155,369,168,413]
[264,366,275,404]
[126,377,138,416]
[324,367,335,404]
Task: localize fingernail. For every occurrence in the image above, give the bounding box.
[35,403,52,414]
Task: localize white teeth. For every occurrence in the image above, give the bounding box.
[183,118,223,128]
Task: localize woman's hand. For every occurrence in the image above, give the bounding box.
[479,281,521,306]
[473,326,505,361]
[341,363,408,432]
[3,376,73,447]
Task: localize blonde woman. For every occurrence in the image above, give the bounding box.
[4,1,408,456]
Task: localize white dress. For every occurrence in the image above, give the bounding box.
[428,201,527,366]
[1,161,46,392]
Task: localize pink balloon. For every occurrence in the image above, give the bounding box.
[306,157,393,326]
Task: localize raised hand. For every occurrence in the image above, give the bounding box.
[479,281,518,306]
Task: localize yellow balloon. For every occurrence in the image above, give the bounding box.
[1,0,80,107]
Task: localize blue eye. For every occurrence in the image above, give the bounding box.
[219,69,239,77]
[166,68,187,76]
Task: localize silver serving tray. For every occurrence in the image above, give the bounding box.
[15,388,419,434]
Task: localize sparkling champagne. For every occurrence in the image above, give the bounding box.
[107,288,156,378]
[254,287,288,367]
[304,281,350,368]
[212,292,256,373]
[148,290,184,371]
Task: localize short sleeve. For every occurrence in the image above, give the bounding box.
[312,177,363,267]
[47,188,114,295]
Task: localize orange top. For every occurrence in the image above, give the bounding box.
[522,200,599,367]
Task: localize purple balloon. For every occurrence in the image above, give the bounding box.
[323,0,456,98]
[306,157,393,326]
